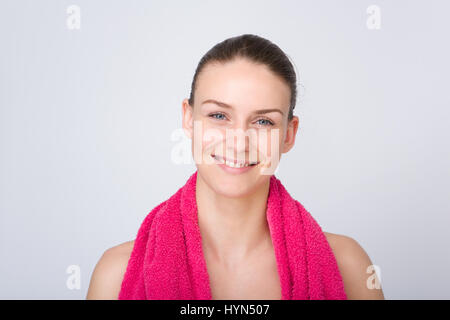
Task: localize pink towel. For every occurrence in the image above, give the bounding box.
[118,170,347,300]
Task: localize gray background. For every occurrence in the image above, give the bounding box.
[1,0,449,299]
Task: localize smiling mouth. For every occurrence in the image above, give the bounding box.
[211,154,259,168]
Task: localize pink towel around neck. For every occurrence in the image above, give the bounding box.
[118,170,347,300]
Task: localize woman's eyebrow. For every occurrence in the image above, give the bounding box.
[201,99,284,115]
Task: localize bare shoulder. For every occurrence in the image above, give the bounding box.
[323,232,385,300]
[86,240,135,300]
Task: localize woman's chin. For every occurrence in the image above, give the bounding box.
[211,183,255,199]
[198,166,262,197]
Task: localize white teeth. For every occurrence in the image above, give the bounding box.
[213,155,256,168]
[225,161,247,168]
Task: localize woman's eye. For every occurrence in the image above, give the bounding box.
[256,118,274,126]
[208,113,274,126]
[209,113,226,120]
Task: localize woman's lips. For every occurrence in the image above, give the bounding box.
[211,154,259,166]
[211,154,259,174]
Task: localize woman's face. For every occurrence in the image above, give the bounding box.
[182,57,299,197]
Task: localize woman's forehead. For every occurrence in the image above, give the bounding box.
[195,60,291,113]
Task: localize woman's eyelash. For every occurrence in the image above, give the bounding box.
[209,113,227,121]
[208,113,275,126]
[256,118,275,126]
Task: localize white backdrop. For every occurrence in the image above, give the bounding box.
[1,0,449,299]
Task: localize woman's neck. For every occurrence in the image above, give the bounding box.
[196,174,272,269]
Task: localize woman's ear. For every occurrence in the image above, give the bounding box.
[282,115,299,154]
[182,98,194,139]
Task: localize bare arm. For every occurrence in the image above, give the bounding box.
[86,240,134,300]
[326,233,385,300]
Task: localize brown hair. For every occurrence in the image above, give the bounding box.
[188,34,298,121]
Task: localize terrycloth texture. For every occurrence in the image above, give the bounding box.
[118,170,347,300]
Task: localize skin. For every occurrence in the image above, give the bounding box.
[86,57,385,300]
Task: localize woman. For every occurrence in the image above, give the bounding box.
[87,34,385,300]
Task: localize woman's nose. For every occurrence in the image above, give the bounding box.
[223,126,259,155]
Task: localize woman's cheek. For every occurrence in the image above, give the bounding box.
[257,128,281,175]
[201,123,225,165]
[192,119,211,165]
